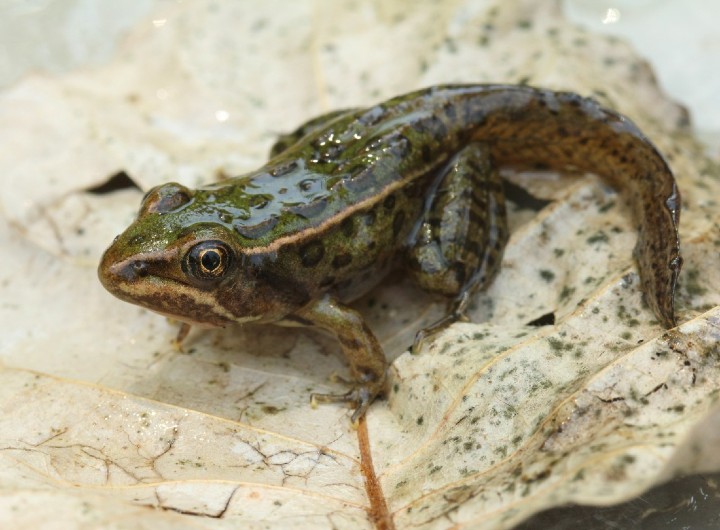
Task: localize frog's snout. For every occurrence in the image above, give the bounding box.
[106,259,148,282]
[97,245,148,293]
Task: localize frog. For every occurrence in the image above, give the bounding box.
[98,84,682,423]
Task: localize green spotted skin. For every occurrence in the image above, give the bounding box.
[98,84,682,421]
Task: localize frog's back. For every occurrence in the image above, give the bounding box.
[211,86,481,251]
[204,84,679,322]
[199,87,480,299]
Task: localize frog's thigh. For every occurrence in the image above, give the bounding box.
[407,142,509,308]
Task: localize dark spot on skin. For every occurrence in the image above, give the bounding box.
[345,169,377,194]
[453,262,466,287]
[465,158,486,176]
[250,195,270,209]
[391,135,411,158]
[443,102,457,121]
[299,179,315,192]
[414,115,448,139]
[340,217,355,238]
[421,145,432,163]
[339,335,363,350]
[271,161,298,177]
[288,197,328,219]
[332,253,352,269]
[427,217,442,229]
[465,104,486,125]
[341,217,355,237]
[468,209,486,227]
[357,105,384,126]
[327,145,343,159]
[128,234,145,246]
[336,278,353,291]
[403,180,424,199]
[300,240,325,267]
[393,211,405,237]
[383,194,396,211]
[235,217,279,239]
[367,241,377,251]
[485,252,496,268]
[319,275,336,289]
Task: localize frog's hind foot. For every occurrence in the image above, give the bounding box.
[412,292,471,353]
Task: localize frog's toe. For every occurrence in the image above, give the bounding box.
[412,327,431,354]
[311,384,379,423]
[413,312,467,353]
[311,389,354,406]
[328,372,351,385]
[413,292,473,353]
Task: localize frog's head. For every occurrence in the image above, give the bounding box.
[98,182,260,327]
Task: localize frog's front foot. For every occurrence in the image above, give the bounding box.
[172,322,192,352]
[311,373,385,423]
[294,295,388,423]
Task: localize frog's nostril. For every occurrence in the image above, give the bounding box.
[105,260,147,282]
[133,262,149,278]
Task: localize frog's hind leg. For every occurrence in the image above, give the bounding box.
[407,143,509,352]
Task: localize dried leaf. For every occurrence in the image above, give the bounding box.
[1,1,719,529]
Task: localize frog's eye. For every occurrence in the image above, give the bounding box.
[140,183,193,215]
[184,240,234,281]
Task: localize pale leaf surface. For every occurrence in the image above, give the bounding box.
[1,1,719,529]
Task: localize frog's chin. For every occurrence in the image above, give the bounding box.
[150,309,224,328]
[148,307,264,328]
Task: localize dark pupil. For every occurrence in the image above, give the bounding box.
[200,250,222,271]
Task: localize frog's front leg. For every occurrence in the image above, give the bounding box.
[292,294,386,422]
[407,143,509,351]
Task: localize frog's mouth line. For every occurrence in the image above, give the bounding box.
[146,308,224,328]
[100,250,241,327]
[111,275,237,327]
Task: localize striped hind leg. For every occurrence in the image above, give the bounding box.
[406,143,509,351]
